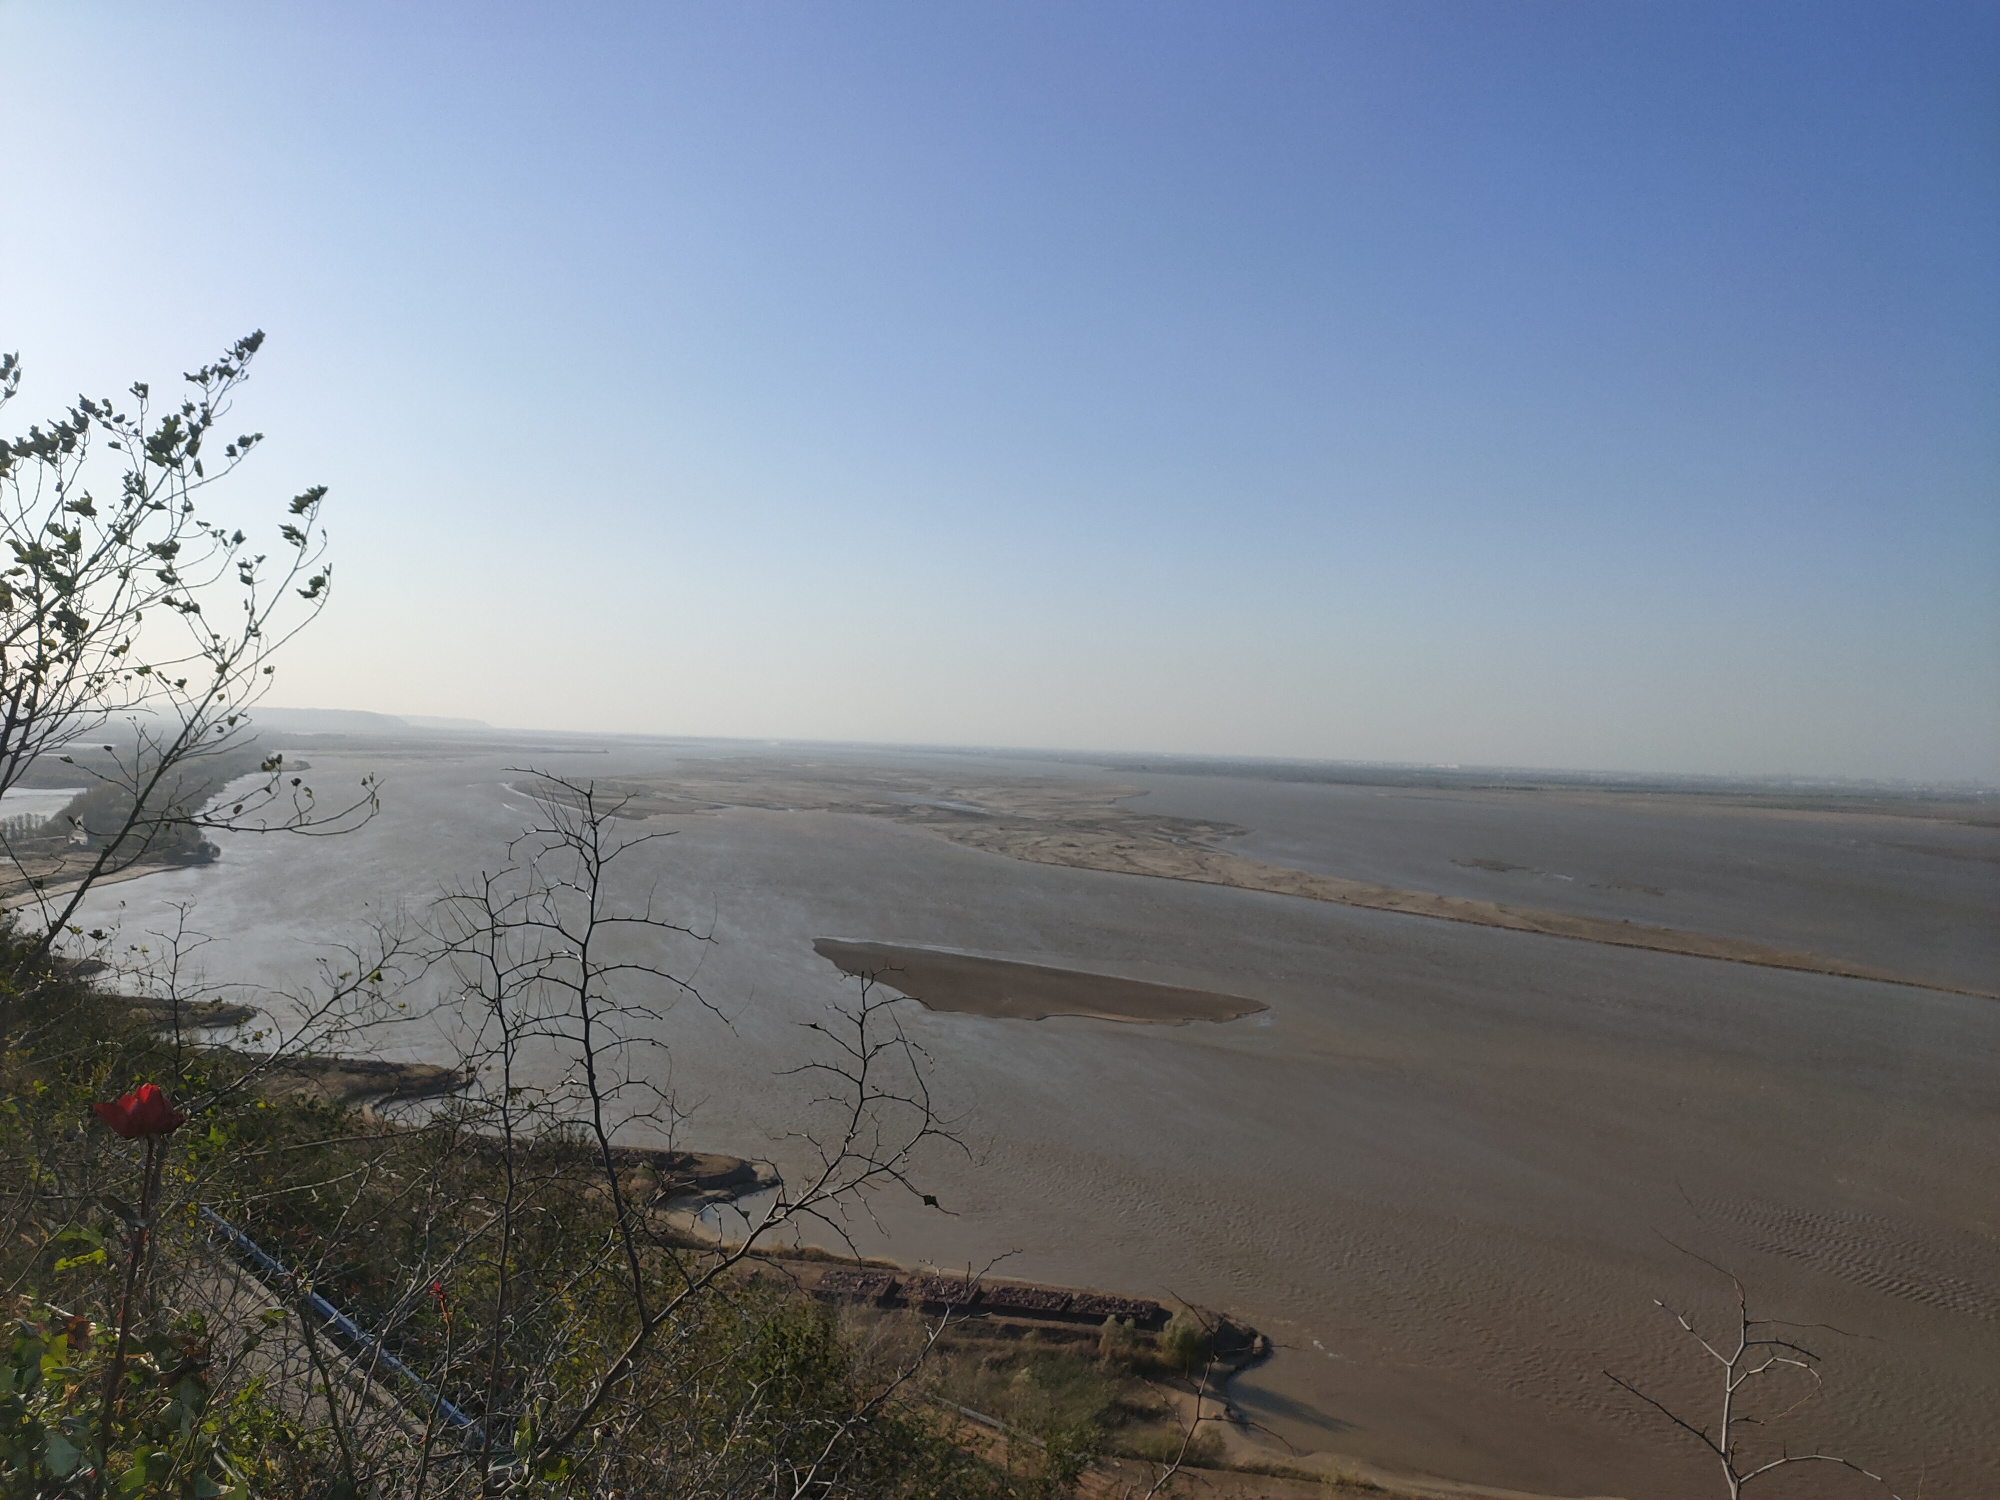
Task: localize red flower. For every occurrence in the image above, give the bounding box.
[91,1083,187,1139]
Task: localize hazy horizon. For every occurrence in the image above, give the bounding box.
[241,703,1995,790]
[4,2,1995,782]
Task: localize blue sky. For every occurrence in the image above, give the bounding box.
[3,1,1995,779]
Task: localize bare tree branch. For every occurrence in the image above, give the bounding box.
[1606,1265,1902,1499]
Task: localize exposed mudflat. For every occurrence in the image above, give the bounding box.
[65,738,2000,1499]
[585,762,1987,996]
[812,938,1267,1023]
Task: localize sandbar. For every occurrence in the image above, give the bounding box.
[813,937,1267,1024]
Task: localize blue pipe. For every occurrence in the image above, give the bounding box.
[200,1206,490,1450]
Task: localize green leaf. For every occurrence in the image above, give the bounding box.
[43,1430,80,1478]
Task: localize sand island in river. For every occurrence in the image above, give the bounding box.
[813,938,1267,1024]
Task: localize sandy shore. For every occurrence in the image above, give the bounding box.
[0,857,196,912]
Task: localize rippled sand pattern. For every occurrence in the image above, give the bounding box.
[1699,1196,2000,1323]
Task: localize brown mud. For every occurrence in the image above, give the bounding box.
[813,938,1267,1024]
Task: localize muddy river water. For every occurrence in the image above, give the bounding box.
[69,739,2000,1498]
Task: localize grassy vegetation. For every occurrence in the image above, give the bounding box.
[895,1307,1230,1476]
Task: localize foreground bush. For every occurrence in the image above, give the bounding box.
[0,881,1034,1500]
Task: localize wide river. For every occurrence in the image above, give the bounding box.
[72,737,2000,1498]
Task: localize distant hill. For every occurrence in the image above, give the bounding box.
[248,708,493,736]
[247,707,416,735]
[400,715,494,731]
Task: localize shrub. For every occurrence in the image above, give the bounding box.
[1156,1308,1212,1375]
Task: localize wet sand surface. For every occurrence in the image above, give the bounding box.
[68,740,2000,1498]
[812,938,1267,1023]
